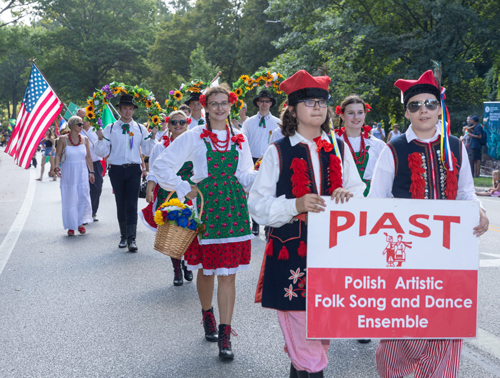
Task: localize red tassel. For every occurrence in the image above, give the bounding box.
[291,158,311,198]
[298,241,307,257]
[408,152,425,199]
[328,154,343,194]
[445,152,458,200]
[278,246,289,260]
[265,239,273,257]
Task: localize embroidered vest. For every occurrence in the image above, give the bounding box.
[388,134,462,199]
[259,136,344,311]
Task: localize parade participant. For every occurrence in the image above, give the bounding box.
[155,113,168,141]
[241,90,281,235]
[54,116,94,235]
[372,122,386,141]
[248,70,365,377]
[139,110,194,286]
[185,92,206,129]
[36,129,56,181]
[179,104,191,117]
[77,108,103,222]
[231,101,247,130]
[95,94,158,252]
[369,70,489,378]
[386,123,401,142]
[335,94,385,197]
[153,84,256,361]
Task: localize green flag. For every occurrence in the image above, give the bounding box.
[63,102,79,121]
[101,104,115,128]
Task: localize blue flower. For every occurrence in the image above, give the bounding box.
[188,219,198,230]
[177,217,189,228]
[167,210,181,221]
[182,208,192,217]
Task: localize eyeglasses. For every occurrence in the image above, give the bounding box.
[170,120,187,126]
[208,101,230,109]
[407,99,440,113]
[76,123,84,127]
[258,100,271,104]
[298,99,329,108]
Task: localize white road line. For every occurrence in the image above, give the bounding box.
[480,259,500,267]
[0,169,36,276]
[481,253,500,258]
[468,328,500,361]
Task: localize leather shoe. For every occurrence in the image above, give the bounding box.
[183,264,193,281]
[118,222,127,248]
[218,324,235,360]
[252,222,259,236]
[172,258,183,286]
[201,307,218,342]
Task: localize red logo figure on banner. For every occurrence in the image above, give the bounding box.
[382,233,413,267]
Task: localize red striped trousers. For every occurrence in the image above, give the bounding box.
[376,339,462,378]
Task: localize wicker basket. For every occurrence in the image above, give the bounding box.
[153,187,204,260]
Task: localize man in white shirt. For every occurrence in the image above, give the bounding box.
[95,95,158,252]
[78,108,103,222]
[185,93,205,129]
[241,89,281,235]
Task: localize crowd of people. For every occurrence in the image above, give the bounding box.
[19,67,492,377]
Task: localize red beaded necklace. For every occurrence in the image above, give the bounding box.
[209,126,230,152]
[343,132,368,165]
[68,133,82,146]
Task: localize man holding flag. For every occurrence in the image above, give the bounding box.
[5,63,63,169]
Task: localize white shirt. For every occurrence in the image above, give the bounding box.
[80,128,100,162]
[188,116,206,130]
[155,129,169,141]
[343,135,386,181]
[153,125,257,200]
[368,124,479,203]
[241,113,281,158]
[146,141,167,185]
[270,127,284,144]
[248,131,366,228]
[94,119,157,165]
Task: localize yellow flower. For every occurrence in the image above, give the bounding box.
[245,86,253,91]
[240,75,250,82]
[86,99,93,106]
[146,99,153,108]
[129,132,134,136]
[86,111,95,119]
[86,104,94,113]
[152,115,160,125]
[189,87,200,93]
[234,88,243,97]
[92,93,96,99]
[276,90,283,95]
[238,100,244,109]
[134,93,140,98]
[174,91,183,100]
[154,210,165,226]
[174,107,177,111]
[121,88,128,94]
[164,198,185,209]
[111,87,122,95]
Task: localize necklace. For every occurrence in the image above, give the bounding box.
[68,134,82,146]
[343,133,368,165]
[208,126,230,152]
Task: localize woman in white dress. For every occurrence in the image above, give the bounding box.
[54,116,94,236]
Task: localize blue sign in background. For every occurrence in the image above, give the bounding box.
[483,102,500,160]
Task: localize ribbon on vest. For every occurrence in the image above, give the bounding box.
[313,136,333,153]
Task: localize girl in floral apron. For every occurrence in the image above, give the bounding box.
[153,85,256,361]
[139,110,194,286]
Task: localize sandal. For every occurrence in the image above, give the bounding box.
[67,230,75,236]
[78,226,86,234]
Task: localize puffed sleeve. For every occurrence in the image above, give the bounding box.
[94,126,111,157]
[139,124,158,157]
[341,145,366,196]
[153,131,194,199]
[146,143,164,184]
[367,145,395,198]
[234,133,257,192]
[248,145,299,227]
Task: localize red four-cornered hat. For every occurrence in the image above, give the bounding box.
[394,70,440,107]
[279,70,331,105]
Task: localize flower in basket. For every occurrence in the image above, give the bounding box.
[188,219,198,231]
[177,217,189,227]
[167,210,181,220]
[154,211,165,226]
[182,208,193,217]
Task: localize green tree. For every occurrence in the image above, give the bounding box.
[189,43,219,83]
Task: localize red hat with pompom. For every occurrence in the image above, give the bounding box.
[279,70,331,106]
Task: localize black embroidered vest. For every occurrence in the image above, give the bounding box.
[388,134,462,199]
[260,136,344,311]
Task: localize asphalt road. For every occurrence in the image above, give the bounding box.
[1,148,500,378]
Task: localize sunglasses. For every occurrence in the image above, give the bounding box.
[76,123,84,127]
[170,120,187,126]
[407,99,440,113]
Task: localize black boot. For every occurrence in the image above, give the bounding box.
[218,324,235,361]
[357,339,371,344]
[252,221,259,236]
[201,307,218,342]
[118,222,127,248]
[290,363,298,378]
[295,371,308,378]
[308,371,324,377]
[171,258,183,286]
[182,261,193,281]
[127,223,138,252]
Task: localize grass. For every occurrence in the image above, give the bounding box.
[474,176,493,187]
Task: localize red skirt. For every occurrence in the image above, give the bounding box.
[184,237,251,276]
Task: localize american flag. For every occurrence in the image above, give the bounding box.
[6,64,62,169]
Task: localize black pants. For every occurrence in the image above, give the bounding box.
[89,160,104,216]
[108,164,141,225]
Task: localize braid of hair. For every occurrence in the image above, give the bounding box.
[227,115,235,137]
[206,112,212,132]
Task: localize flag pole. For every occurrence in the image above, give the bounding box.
[29,59,71,116]
[210,71,222,85]
[108,103,120,119]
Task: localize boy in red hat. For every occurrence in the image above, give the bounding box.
[249,70,365,377]
[369,70,489,378]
